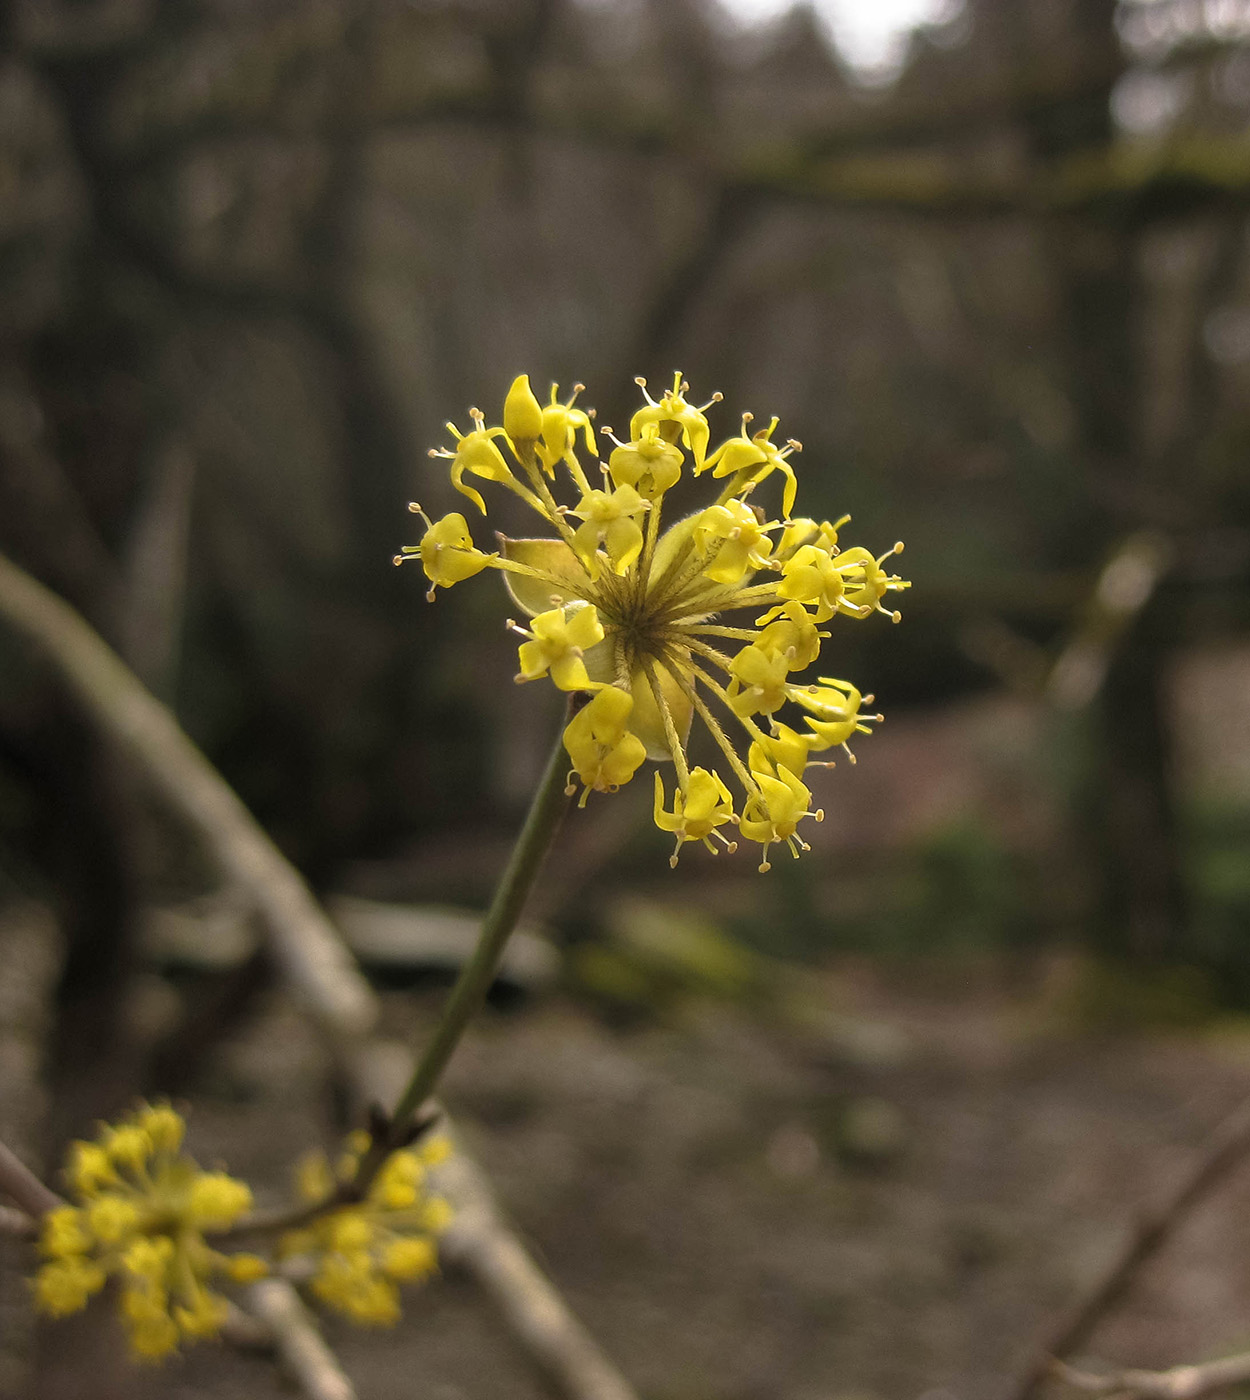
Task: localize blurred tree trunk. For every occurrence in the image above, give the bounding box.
[1009,0,1188,960]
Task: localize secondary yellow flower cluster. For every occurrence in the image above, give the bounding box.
[33,1103,266,1360]
[280,1131,452,1326]
[399,374,909,871]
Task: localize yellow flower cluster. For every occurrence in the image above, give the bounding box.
[280,1132,452,1326]
[34,1103,266,1361]
[397,373,909,871]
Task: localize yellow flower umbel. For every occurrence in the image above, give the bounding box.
[280,1132,452,1326]
[397,373,909,871]
[34,1103,266,1361]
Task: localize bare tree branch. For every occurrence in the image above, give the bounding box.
[438,1144,640,1400]
[0,1206,34,1236]
[0,1141,60,1219]
[1011,1092,1250,1400]
[0,898,64,1390]
[245,1280,359,1400]
[1054,1353,1250,1400]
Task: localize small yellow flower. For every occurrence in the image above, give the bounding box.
[629,372,721,470]
[694,499,776,586]
[86,1194,140,1244]
[607,424,683,497]
[512,603,605,690]
[67,1142,115,1195]
[34,1102,261,1362]
[418,1135,452,1166]
[135,1104,185,1155]
[41,1205,90,1257]
[382,1236,437,1281]
[395,509,494,600]
[562,687,647,801]
[702,413,801,518]
[431,409,517,515]
[727,643,791,718]
[187,1172,253,1229]
[653,769,738,867]
[791,678,882,762]
[570,486,649,577]
[748,723,814,781]
[35,1257,107,1316]
[225,1252,269,1283]
[538,382,597,475]
[398,373,909,870]
[739,767,823,872]
[280,1135,451,1329]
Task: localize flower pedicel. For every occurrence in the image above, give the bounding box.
[397,374,909,872]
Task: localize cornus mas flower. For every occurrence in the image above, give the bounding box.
[34,1103,266,1361]
[397,373,909,872]
[280,1132,452,1326]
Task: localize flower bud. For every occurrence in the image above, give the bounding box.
[503,374,543,444]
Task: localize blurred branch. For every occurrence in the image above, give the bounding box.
[244,1280,358,1400]
[624,183,762,376]
[0,550,375,1046]
[0,899,63,1389]
[1011,1091,1250,1400]
[1053,1354,1250,1400]
[0,1141,60,1219]
[0,1207,33,1236]
[120,438,195,699]
[0,553,641,1400]
[1045,532,1173,710]
[956,534,1173,705]
[0,362,122,623]
[439,1147,639,1400]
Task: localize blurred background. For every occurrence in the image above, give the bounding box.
[3,0,1250,1396]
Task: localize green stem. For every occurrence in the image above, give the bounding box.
[356,704,573,1187]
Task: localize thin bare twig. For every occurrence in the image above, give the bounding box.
[0,898,63,1390]
[0,1141,61,1219]
[245,1280,358,1400]
[437,1146,639,1400]
[1011,1093,1250,1400]
[1053,1353,1250,1400]
[0,1206,35,1236]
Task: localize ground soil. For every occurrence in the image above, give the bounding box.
[74,958,1250,1400]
